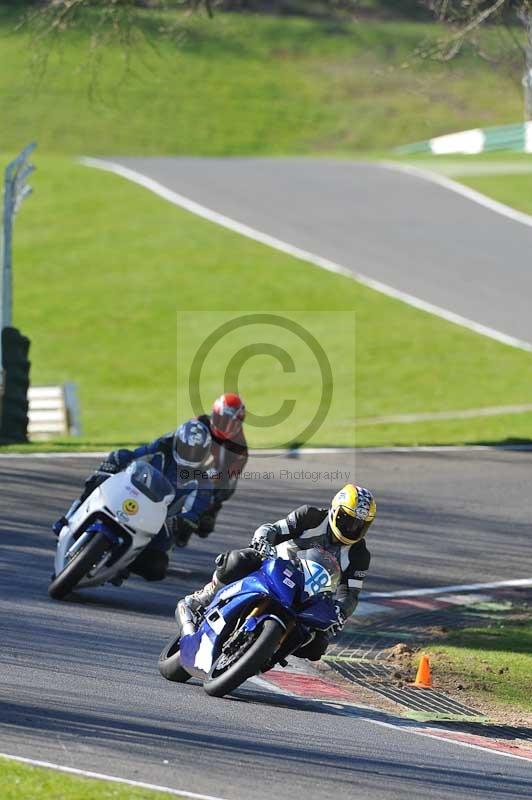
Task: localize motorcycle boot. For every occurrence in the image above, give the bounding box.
[52,499,82,537]
[176,574,222,635]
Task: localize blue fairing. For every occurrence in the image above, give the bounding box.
[297,596,338,631]
[179,557,337,679]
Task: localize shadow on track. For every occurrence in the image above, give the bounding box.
[2,694,530,798]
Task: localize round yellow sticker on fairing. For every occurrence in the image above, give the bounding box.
[123,498,139,515]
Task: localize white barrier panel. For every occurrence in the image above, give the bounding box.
[28,383,81,439]
[526,121,532,153]
[431,128,485,155]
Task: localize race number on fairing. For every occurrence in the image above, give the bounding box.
[302,560,333,597]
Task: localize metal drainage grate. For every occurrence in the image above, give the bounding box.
[330,605,504,662]
[329,659,482,717]
[329,631,415,661]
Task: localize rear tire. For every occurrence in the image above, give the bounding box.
[158,634,191,683]
[204,618,283,698]
[48,531,110,600]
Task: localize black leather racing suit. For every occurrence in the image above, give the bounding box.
[196,414,248,535]
[180,504,371,661]
[253,504,371,619]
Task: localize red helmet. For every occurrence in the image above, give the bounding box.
[211,393,245,441]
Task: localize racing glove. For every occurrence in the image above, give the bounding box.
[251,539,276,559]
[329,603,346,636]
[98,449,133,475]
[251,524,277,546]
[250,527,277,559]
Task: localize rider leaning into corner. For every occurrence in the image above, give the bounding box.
[194,392,248,540]
[53,419,214,582]
[177,483,376,661]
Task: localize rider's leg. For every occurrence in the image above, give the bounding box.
[293,630,330,661]
[176,547,262,631]
[129,549,169,581]
[129,526,171,581]
[171,517,196,548]
[196,500,222,538]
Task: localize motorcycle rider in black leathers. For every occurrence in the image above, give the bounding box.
[195,392,248,537]
[177,483,376,660]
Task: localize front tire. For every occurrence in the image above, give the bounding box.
[204,618,283,698]
[158,634,191,683]
[48,531,110,600]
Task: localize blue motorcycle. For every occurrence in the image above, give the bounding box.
[158,547,340,697]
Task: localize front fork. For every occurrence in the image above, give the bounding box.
[267,620,315,668]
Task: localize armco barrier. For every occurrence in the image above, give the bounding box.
[396,121,532,155]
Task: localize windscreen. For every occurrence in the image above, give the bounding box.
[298,547,341,598]
[128,461,174,503]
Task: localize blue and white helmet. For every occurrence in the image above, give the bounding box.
[173,420,212,467]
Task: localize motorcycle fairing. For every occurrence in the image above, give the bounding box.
[54,466,170,588]
[179,557,335,679]
[296,596,338,631]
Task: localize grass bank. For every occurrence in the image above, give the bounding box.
[0,8,524,156]
[424,605,532,715]
[1,757,189,800]
[4,153,532,449]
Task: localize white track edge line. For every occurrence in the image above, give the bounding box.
[382,160,532,228]
[360,719,532,763]
[79,157,532,354]
[252,678,530,764]
[365,577,532,599]
[0,753,229,800]
[3,444,532,458]
[0,753,224,800]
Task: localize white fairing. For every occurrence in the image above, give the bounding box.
[54,465,174,589]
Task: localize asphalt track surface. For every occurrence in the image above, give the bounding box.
[113,157,532,344]
[1,451,532,799]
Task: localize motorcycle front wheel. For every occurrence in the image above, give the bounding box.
[48,530,110,600]
[204,618,283,698]
[158,634,191,683]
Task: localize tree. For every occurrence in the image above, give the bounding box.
[425,2,532,120]
[10,1,217,91]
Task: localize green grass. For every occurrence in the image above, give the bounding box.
[5,152,532,449]
[424,613,532,712]
[459,173,532,216]
[399,154,532,218]
[1,7,532,450]
[1,757,189,800]
[0,7,525,156]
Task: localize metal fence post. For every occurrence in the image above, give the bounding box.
[1,143,37,368]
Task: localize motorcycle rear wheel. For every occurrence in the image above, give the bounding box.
[204,618,283,698]
[48,531,110,600]
[158,634,191,683]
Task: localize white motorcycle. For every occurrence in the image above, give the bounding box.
[49,460,186,600]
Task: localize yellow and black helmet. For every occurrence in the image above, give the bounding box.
[328,484,376,545]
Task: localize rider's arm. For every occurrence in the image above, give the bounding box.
[252,506,327,546]
[212,433,249,503]
[179,474,214,527]
[96,448,135,475]
[129,434,170,462]
[335,542,371,618]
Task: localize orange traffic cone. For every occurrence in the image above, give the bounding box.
[412,655,432,689]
